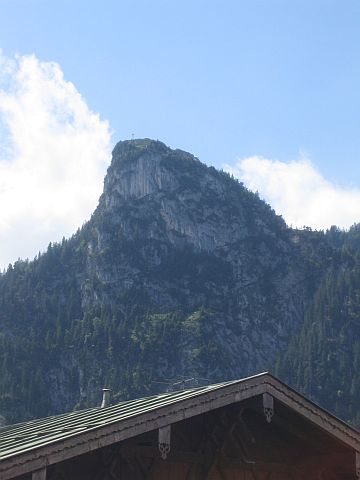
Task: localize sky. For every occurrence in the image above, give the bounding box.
[0,0,359,268]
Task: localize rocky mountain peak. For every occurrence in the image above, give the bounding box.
[96,138,285,255]
[102,138,204,204]
[111,138,199,164]
[112,138,170,158]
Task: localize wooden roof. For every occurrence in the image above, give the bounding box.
[0,372,359,480]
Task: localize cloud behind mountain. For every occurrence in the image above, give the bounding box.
[225,155,360,230]
[0,52,111,269]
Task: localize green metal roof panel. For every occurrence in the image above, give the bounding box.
[0,376,256,461]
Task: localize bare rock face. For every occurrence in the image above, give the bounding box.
[83,139,313,377]
[101,139,246,251]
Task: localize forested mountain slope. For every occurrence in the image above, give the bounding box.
[0,139,357,425]
[276,226,360,427]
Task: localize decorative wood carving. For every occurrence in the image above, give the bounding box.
[158,425,171,460]
[262,393,274,423]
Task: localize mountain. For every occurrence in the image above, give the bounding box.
[0,139,357,425]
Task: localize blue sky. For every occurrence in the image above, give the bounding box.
[0,0,359,266]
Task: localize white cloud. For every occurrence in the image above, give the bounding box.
[224,155,360,230]
[0,52,111,269]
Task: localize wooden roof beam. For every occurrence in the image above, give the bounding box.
[32,467,46,480]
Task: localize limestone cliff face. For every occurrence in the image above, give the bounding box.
[101,139,247,251]
[83,139,313,377]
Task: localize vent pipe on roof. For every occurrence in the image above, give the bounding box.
[101,388,111,408]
